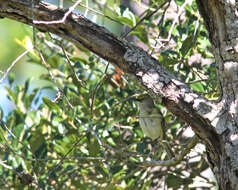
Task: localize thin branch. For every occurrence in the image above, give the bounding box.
[0,50,29,83]
[75,115,112,181]
[57,36,87,89]
[113,166,141,185]
[0,159,14,170]
[159,0,189,42]
[77,2,123,25]
[150,1,171,55]
[35,47,74,109]
[33,0,83,25]
[0,121,33,161]
[142,136,199,167]
[90,62,109,115]
[121,1,169,38]
[0,120,40,187]
[47,136,83,178]
[0,120,33,154]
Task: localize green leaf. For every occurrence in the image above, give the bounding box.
[67,91,82,106]
[5,86,17,103]
[8,72,15,86]
[0,125,7,143]
[130,25,149,44]
[180,35,193,57]
[23,78,31,98]
[136,142,147,154]
[95,166,108,178]
[47,54,61,68]
[12,123,24,139]
[102,184,124,190]
[116,7,136,27]
[15,36,34,54]
[166,174,192,188]
[190,82,205,92]
[0,107,3,120]
[116,16,134,27]
[28,130,45,154]
[87,137,100,156]
[42,96,61,113]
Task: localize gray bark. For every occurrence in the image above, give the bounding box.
[196,0,238,189]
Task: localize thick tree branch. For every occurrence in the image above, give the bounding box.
[0,0,222,158]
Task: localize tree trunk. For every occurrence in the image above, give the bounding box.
[0,0,238,189]
[196,0,238,189]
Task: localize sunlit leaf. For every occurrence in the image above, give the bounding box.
[42,96,61,113]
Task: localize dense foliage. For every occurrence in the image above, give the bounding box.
[0,0,218,189]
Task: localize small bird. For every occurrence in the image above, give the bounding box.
[137,96,164,140]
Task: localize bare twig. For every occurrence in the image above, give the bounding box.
[0,50,29,83]
[0,120,33,161]
[76,1,123,25]
[60,41,87,89]
[0,159,14,170]
[90,62,109,115]
[58,0,63,8]
[35,47,74,108]
[0,159,34,186]
[47,136,83,178]
[0,120,33,154]
[142,136,199,166]
[0,120,39,187]
[33,0,82,25]
[83,0,89,17]
[113,166,141,185]
[121,1,169,38]
[48,32,87,89]
[159,0,189,43]
[75,117,112,181]
[90,129,111,180]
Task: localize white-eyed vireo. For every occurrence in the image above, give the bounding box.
[137,96,164,140]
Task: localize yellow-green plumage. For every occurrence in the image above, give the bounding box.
[137,97,164,140]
